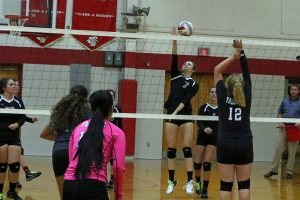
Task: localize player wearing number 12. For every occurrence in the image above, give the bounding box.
[214,39,253,200]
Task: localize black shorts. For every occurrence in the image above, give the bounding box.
[63,179,108,200]
[196,132,217,146]
[166,107,193,126]
[217,137,253,165]
[0,138,21,147]
[52,149,69,177]
[165,119,193,126]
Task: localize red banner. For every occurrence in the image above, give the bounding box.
[22,0,66,47]
[72,0,117,51]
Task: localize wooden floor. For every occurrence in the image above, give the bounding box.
[2,156,300,200]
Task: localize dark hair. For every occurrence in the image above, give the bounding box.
[70,85,89,98]
[107,89,116,99]
[49,95,91,137]
[75,90,113,179]
[290,84,300,91]
[0,78,13,94]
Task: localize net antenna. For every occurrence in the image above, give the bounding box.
[5,15,28,36]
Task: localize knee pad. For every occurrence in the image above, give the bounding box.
[0,163,8,173]
[238,179,250,190]
[220,180,233,192]
[182,147,192,158]
[194,162,202,170]
[9,162,20,173]
[167,148,177,159]
[203,162,211,171]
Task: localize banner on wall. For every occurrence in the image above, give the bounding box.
[72,0,117,51]
[21,0,66,47]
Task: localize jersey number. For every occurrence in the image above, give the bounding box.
[228,107,242,121]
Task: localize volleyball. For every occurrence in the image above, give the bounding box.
[178,21,193,36]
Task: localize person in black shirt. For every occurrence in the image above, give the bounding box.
[214,40,252,200]
[40,85,91,199]
[106,89,123,189]
[0,78,26,200]
[194,87,218,198]
[13,80,41,189]
[164,39,199,194]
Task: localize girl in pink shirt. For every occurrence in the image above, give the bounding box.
[64,90,126,200]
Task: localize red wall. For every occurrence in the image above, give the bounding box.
[1,46,300,77]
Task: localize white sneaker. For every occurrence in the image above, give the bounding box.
[166,180,177,194]
[183,180,194,194]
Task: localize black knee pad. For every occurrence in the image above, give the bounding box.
[0,163,8,173]
[194,162,202,170]
[203,162,211,171]
[9,162,20,173]
[238,179,250,190]
[182,147,192,158]
[220,180,233,192]
[167,148,177,159]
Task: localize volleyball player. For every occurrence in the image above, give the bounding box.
[164,37,199,194]
[63,90,126,200]
[13,80,41,189]
[214,39,253,200]
[194,87,218,198]
[106,89,123,189]
[40,85,91,199]
[0,78,26,200]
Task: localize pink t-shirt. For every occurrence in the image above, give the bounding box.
[65,119,126,200]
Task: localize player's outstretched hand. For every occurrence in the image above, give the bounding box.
[232,39,243,59]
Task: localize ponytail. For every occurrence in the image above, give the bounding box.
[75,109,105,179]
[227,74,246,108]
[232,82,246,107]
[74,90,113,179]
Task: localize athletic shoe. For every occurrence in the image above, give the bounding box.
[26,171,42,181]
[0,193,3,200]
[201,189,208,198]
[264,171,278,178]
[106,179,114,190]
[7,191,23,200]
[183,180,194,194]
[195,181,202,194]
[286,173,293,179]
[16,181,22,189]
[166,180,177,194]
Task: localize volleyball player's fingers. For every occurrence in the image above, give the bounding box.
[32,117,38,122]
[8,123,18,130]
[204,127,212,134]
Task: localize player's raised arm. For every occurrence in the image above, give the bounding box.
[214,39,242,85]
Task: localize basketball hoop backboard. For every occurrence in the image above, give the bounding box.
[0,0,24,25]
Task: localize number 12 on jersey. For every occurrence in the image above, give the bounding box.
[228,107,242,121]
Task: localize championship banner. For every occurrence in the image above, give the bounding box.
[22,0,66,47]
[72,0,117,51]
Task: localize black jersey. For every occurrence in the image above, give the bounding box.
[216,50,252,139]
[164,54,199,114]
[197,103,218,136]
[0,94,26,141]
[111,105,123,130]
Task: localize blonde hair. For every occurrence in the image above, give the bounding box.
[226,74,246,107]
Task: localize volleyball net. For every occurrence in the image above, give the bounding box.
[0,25,300,124]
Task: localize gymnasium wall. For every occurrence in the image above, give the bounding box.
[20,64,165,159]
